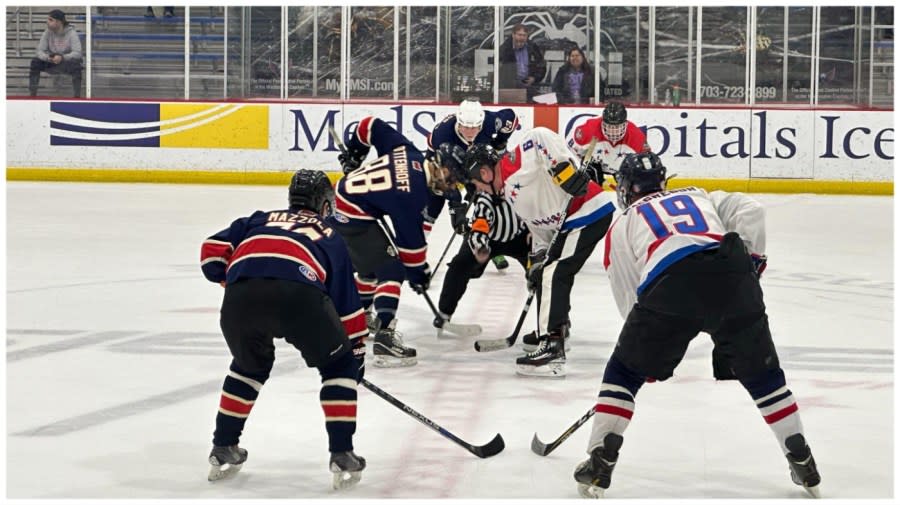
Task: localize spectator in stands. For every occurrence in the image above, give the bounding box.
[29,9,82,97]
[552,46,597,104]
[498,23,546,103]
[145,7,175,18]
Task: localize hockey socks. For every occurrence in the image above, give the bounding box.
[212,362,268,447]
[319,351,359,453]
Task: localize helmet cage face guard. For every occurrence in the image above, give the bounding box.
[602,121,627,143]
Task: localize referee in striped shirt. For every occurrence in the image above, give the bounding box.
[433,190,530,334]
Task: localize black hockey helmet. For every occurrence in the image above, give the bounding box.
[462,143,502,183]
[434,142,468,184]
[289,169,335,215]
[615,152,667,208]
[602,101,628,143]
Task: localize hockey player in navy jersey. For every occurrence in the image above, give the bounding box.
[423,98,519,271]
[200,170,368,489]
[461,128,617,377]
[331,115,466,367]
[572,152,820,498]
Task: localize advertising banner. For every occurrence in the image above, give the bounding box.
[6,100,893,183]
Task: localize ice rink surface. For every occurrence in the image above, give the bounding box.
[5,182,894,499]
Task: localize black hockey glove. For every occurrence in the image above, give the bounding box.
[339,146,368,174]
[751,254,768,278]
[526,249,547,292]
[350,336,366,383]
[584,158,611,185]
[550,161,589,197]
[448,201,469,235]
[407,263,431,294]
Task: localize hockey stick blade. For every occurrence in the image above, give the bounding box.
[473,335,514,352]
[361,379,505,458]
[441,321,482,338]
[531,406,595,456]
[472,433,505,458]
[474,291,534,352]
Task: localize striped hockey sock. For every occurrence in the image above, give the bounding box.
[354,275,377,310]
[212,362,268,447]
[587,355,646,453]
[319,352,359,453]
[740,368,804,454]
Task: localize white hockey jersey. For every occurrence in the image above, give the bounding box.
[566,117,649,173]
[498,127,617,252]
[604,186,766,319]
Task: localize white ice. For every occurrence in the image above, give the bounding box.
[5,182,894,499]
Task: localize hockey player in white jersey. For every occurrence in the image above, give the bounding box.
[460,127,616,377]
[572,152,820,498]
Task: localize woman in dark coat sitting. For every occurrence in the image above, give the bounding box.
[552,46,599,104]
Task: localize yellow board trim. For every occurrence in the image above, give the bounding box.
[6,168,893,195]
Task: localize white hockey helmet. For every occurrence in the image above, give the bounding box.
[456,98,485,129]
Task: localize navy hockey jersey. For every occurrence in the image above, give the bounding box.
[423,108,519,229]
[333,116,430,271]
[426,108,519,154]
[200,208,368,341]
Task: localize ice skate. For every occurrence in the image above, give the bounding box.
[330,450,366,490]
[491,255,509,271]
[785,434,821,498]
[573,433,623,498]
[523,328,570,352]
[516,334,566,377]
[373,326,417,367]
[207,444,248,481]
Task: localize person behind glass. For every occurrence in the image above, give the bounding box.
[29,9,83,97]
[498,23,547,103]
[552,46,596,105]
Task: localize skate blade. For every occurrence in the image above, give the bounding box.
[331,469,363,490]
[577,482,605,498]
[803,485,821,498]
[516,362,566,378]
[208,462,243,481]
[372,355,417,368]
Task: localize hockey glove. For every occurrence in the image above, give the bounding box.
[350,336,366,383]
[526,249,547,292]
[751,254,768,278]
[584,158,612,184]
[448,201,469,235]
[550,161,589,197]
[339,146,368,174]
[407,263,431,294]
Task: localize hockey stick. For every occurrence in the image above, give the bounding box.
[361,378,505,458]
[428,231,457,282]
[531,405,595,456]
[473,290,534,352]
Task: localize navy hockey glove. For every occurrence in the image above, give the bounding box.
[751,254,768,278]
[448,201,469,235]
[550,161,589,197]
[526,249,547,292]
[350,336,366,383]
[407,263,431,294]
